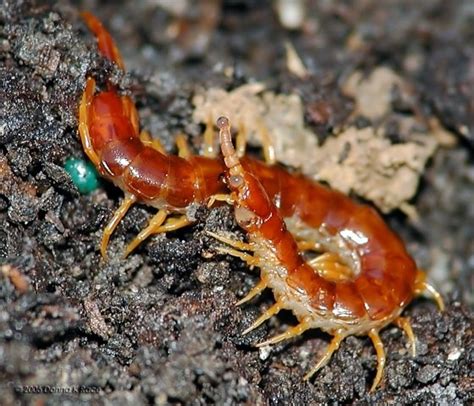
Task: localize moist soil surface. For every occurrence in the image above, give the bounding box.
[0,1,473,405]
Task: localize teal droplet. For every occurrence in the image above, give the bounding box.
[64,157,100,194]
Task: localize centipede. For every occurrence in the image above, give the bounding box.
[78,12,444,392]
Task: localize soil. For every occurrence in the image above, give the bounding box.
[0,0,472,405]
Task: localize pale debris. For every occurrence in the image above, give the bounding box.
[192,78,440,213]
[275,0,306,30]
[312,125,438,213]
[285,40,309,78]
[343,66,404,120]
[447,348,462,361]
[192,84,317,171]
[154,0,188,16]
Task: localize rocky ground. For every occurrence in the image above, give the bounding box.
[0,0,472,404]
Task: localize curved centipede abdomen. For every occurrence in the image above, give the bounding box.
[212,117,444,391]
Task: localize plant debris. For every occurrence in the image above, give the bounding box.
[0,0,472,404]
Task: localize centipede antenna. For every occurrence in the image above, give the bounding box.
[217,116,243,175]
[81,11,125,70]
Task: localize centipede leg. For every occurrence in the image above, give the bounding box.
[214,246,259,267]
[207,193,235,208]
[242,301,282,335]
[154,215,192,233]
[368,329,386,392]
[206,231,253,251]
[256,320,310,347]
[123,209,168,258]
[175,134,192,158]
[256,119,276,165]
[139,130,166,154]
[303,331,345,380]
[236,121,247,157]
[202,114,217,157]
[101,193,137,258]
[235,278,267,306]
[393,316,416,357]
[308,252,353,282]
[416,281,445,311]
[122,96,140,136]
[78,77,101,167]
[296,240,323,251]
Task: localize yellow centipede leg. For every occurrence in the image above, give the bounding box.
[236,121,247,158]
[256,320,310,347]
[303,331,345,380]
[419,281,445,311]
[308,252,353,282]
[207,193,235,208]
[242,302,282,335]
[393,316,416,357]
[235,279,267,306]
[414,270,445,311]
[296,240,322,251]
[100,193,137,259]
[154,215,192,233]
[124,214,192,258]
[175,133,191,158]
[123,209,168,258]
[213,246,259,267]
[202,114,217,158]
[255,119,276,165]
[206,231,253,252]
[368,329,386,392]
[139,130,166,154]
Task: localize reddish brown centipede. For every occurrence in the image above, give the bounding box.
[78,13,444,391]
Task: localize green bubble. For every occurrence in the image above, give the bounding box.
[64,157,100,194]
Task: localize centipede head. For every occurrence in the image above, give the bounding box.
[217,116,274,232]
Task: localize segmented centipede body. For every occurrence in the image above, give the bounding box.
[77,13,444,391]
[213,117,445,391]
[80,12,229,257]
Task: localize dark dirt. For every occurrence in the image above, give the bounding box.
[0,0,473,405]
